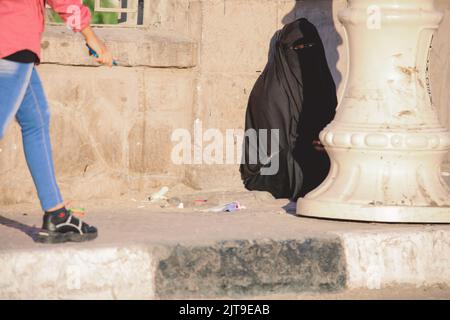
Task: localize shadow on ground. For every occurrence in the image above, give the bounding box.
[0,215,40,241]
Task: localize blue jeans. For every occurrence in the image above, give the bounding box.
[0,59,63,211]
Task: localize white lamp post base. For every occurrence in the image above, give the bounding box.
[298,0,450,223]
[300,201,450,224]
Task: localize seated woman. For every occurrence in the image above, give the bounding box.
[240,18,337,201]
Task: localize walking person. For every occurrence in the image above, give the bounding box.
[0,0,114,243]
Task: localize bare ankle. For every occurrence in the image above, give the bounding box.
[45,203,65,213]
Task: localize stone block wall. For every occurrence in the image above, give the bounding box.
[0,0,449,206]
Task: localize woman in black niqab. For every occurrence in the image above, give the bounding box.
[240,18,337,201]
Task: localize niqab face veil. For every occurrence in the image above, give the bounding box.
[240,18,338,200]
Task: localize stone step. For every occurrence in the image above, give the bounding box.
[155,238,346,299]
[41,26,198,68]
[0,205,449,299]
[0,238,346,299]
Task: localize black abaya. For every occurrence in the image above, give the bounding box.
[240,18,337,200]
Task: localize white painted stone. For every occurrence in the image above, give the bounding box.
[340,229,450,289]
[0,246,155,300]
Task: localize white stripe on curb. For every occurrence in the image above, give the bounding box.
[0,246,156,299]
[339,229,450,290]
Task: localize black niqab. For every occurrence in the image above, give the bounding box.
[240,18,337,200]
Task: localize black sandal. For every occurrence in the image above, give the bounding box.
[35,208,98,244]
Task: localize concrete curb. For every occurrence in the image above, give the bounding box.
[337,228,450,290]
[154,238,346,299]
[0,246,156,299]
[1,227,449,299]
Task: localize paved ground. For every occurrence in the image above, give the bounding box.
[1,188,449,300]
[0,193,446,250]
[1,156,448,251]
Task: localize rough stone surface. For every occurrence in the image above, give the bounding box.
[0,64,196,205]
[155,239,346,298]
[340,229,450,290]
[0,246,156,300]
[41,27,198,68]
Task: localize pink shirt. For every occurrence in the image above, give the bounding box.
[0,0,92,59]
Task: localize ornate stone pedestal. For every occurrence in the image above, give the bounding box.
[298,0,450,222]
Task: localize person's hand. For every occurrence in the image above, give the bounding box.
[81,26,114,67]
[312,139,326,152]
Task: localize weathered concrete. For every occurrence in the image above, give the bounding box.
[341,229,450,290]
[0,64,197,205]
[156,239,346,299]
[42,26,198,68]
[0,195,449,299]
[0,246,156,300]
